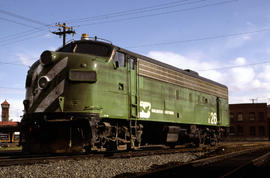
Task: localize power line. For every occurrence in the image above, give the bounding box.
[0,61,24,66]
[0,86,24,90]
[67,0,205,24]
[0,57,37,67]
[0,0,236,46]
[0,9,48,27]
[0,22,74,46]
[126,27,270,48]
[0,9,53,43]
[75,0,237,28]
[0,29,39,41]
[0,31,47,46]
[198,61,270,71]
[0,0,202,43]
[0,55,38,62]
[0,24,52,44]
[0,17,41,29]
[0,61,29,67]
[0,23,49,43]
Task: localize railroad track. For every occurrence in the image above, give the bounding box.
[126,144,270,178]
[1,142,269,169]
[0,144,221,167]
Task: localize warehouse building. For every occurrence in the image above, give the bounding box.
[229,103,270,141]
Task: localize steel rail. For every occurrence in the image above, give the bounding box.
[0,145,221,167]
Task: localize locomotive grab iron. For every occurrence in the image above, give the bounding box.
[20,34,229,153]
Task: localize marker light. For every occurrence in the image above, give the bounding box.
[81,33,89,40]
[40,50,57,66]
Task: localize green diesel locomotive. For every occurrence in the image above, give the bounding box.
[20,34,229,153]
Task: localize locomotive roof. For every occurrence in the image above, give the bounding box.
[64,39,227,89]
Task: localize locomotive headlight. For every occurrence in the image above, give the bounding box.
[40,50,57,66]
[38,76,50,89]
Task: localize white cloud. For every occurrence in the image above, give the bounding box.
[147,50,225,82]
[229,95,250,104]
[147,51,217,71]
[200,70,224,83]
[234,57,246,65]
[224,35,251,50]
[16,53,38,67]
[16,54,35,66]
[0,88,25,95]
[16,49,56,67]
[251,79,261,89]
[229,66,255,89]
[229,90,270,104]
[48,46,58,51]
[147,51,270,104]
[43,33,53,39]
[258,64,270,82]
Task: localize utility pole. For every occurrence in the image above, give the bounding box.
[52,23,75,46]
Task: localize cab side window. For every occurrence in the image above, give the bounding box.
[128,56,136,70]
[113,51,125,67]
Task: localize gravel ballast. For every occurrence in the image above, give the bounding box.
[0,152,205,178]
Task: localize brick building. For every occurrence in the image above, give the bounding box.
[0,100,19,143]
[229,103,269,141]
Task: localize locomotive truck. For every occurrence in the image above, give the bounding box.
[20,34,229,153]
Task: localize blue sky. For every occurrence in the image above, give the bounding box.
[1,0,270,121]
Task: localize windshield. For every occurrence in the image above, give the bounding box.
[57,41,113,57]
